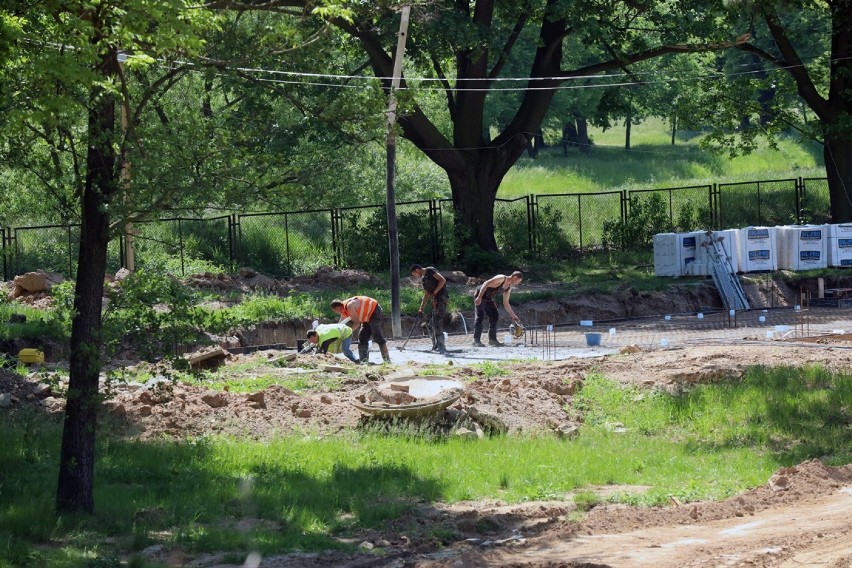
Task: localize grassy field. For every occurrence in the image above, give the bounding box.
[499,118,824,197]
[2,364,850,566]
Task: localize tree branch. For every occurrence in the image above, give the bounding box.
[760,10,831,121]
[489,12,528,80]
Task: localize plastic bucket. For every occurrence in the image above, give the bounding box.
[585,333,602,347]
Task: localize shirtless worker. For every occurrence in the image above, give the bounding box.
[330,296,391,364]
[410,264,449,353]
[472,271,523,347]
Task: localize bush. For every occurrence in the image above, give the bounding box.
[602,193,673,251]
[104,266,205,360]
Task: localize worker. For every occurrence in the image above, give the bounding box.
[410,264,449,353]
[472,271,523,347]
[305,323,358,362]
[330,296,391,364]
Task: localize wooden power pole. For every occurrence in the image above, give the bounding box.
[385,5,410,338]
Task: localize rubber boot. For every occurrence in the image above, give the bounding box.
[379,343,391,364]
[435,334,448,354]
[488,329,503,347]
[358,343,370,365]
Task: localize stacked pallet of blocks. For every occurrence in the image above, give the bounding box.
[652,224,850,276]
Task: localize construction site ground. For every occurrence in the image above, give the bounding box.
[5,274,852,567]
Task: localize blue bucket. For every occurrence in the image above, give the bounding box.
[585,333,602,347]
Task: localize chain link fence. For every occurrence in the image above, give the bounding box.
[800,178,832,223]
[1,177,833,280]
[717,179,799,228]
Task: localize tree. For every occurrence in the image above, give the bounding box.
[733,1,852,222]
[263,0,750,255]
[0,0,213,513]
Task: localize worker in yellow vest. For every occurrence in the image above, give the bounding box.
[305,323,357,363]
[330,296,390,364]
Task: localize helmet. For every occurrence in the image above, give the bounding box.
[509,322,525,339]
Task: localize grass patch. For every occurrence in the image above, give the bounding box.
[0,303,66,341]
[4,364,851,564]
[500,120,823,198]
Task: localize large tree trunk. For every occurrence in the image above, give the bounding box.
[825,130,852,223]
[448,166,500,252]
[577,119,590,154]
[56,49,118,514]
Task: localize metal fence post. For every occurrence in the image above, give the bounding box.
[330,209,342,267]
[525,195,535,255]
[796,177,803,224]
[429,199,441,263]
[711,183,719,227]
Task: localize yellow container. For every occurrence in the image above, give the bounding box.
[18,348,45,364]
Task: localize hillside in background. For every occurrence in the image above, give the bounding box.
[497,118,824,198]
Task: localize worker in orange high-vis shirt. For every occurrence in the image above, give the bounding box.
[330,296,390,364]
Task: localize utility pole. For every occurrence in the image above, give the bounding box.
[386,5,410,338]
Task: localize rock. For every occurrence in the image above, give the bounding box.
[454,427,478,439]
[12,272,47,296]
[619,344,643,354]
[114,268,132,281]
[358,541,374,550]
[105,402,127,418]
[139,405,152,417]
[238,267,257,278]
[32,383,51,396]
[202,393,228,408]
[443,270,468,283]
[186,346,229,370]
[770,474,790,491]
[296,409,312,418]
[0,393,12,407]
[556,424,580,439]
[389,383,410,393]
[246,392,265,404]
[320,395,332,404]
[542,378,580,396]
[322,365,346,373]
[246,273,276,290]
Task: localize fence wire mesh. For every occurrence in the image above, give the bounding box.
[0,177,834,279]
[717,179,798,228]
[801,178,832,224]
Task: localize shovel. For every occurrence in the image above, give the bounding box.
[397,311,423,351]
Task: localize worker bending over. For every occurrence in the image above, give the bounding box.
[331,296,391,364]
[472,271,522,347]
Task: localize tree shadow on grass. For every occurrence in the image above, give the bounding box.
[0,413,449,564]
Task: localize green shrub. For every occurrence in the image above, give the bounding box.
[104,266,205,360]
[602,193,673,251]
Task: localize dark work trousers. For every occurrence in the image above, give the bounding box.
[432,295,448,340]
[358,304,387,346]
[473,287,500,341]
